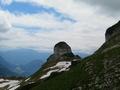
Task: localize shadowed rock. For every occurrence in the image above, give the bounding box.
[105,21,120,41]
[47,41,80,61]
[54,42,72,58]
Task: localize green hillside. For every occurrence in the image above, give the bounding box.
[17,21,120,90]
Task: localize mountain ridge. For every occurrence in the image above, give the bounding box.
[0,56,17,77]
[15,21,120,90]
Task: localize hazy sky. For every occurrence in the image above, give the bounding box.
[0,0,119,54]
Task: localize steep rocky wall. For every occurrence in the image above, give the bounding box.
[105,21,120,41]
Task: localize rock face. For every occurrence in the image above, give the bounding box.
[54,42,72,58]
[47,41,75,61]
[105,21,120,41]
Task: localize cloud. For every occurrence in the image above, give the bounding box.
[0,12,12,33]
[76,0,120,16]
[13,0,93,19]
[1,0,12,5]
[0,12,116,53]
[10,0,120,18]
[12,0,120,20]
[0,0,119,54]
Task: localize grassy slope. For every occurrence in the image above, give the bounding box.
[30,47,120,90]
[30,54,78,81]
[18,32,120,90]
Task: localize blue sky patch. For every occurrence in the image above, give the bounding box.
[1,1,76,23]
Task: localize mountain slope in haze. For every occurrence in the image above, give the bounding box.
[19,60,45,76]
[0,48,87,77]
[0,56,16,77]
[0,49,50,76]
[17,21,120,90]
[0,48,88,65]
[12,60,45,77]
[0,49,50,65]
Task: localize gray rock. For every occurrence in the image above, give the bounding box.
[105,21,120,41]
[47,41,78,61]
[54,41,72,57]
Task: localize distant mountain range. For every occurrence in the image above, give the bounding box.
[0,56,16,77]
[0,48,88,77]
[0,55,44,77]
[0,49,88,65]
[0,49,50,77]
[0,49,50,65]
[17,59,45,76]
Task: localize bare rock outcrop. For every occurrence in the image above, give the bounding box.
[47,41,80,61]
[105,21,120,41]
[54,42,72,58]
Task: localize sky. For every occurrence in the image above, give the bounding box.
[0,0,120,54]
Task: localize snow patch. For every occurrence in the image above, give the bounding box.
[25,77,30,82]
[40,69,59,79]
[0,79,20,90]
[9,85,20,90]
[40,61,71,79]
[0,79,4,82]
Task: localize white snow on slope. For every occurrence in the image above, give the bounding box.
[0,79,20,90]
[9,85,20,90]
[40,61,71,79]
[25,77,30,82]
[0,79,4,82]
[40,69,59,79]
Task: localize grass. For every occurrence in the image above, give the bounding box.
[18,36,120,90]
[29,47,120,90]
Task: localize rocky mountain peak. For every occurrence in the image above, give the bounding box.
[54,41,72,57]
[105,21,120,41]
[96,21,120,53]
[47,41,76,61]
[31,42,80,80]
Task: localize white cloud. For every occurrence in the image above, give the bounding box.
[11,13,74,30]
[76,0,120,15]
[1,0,12,5]
[13,0,94,19]
[0,0,119,54]
[0,11,12,32]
